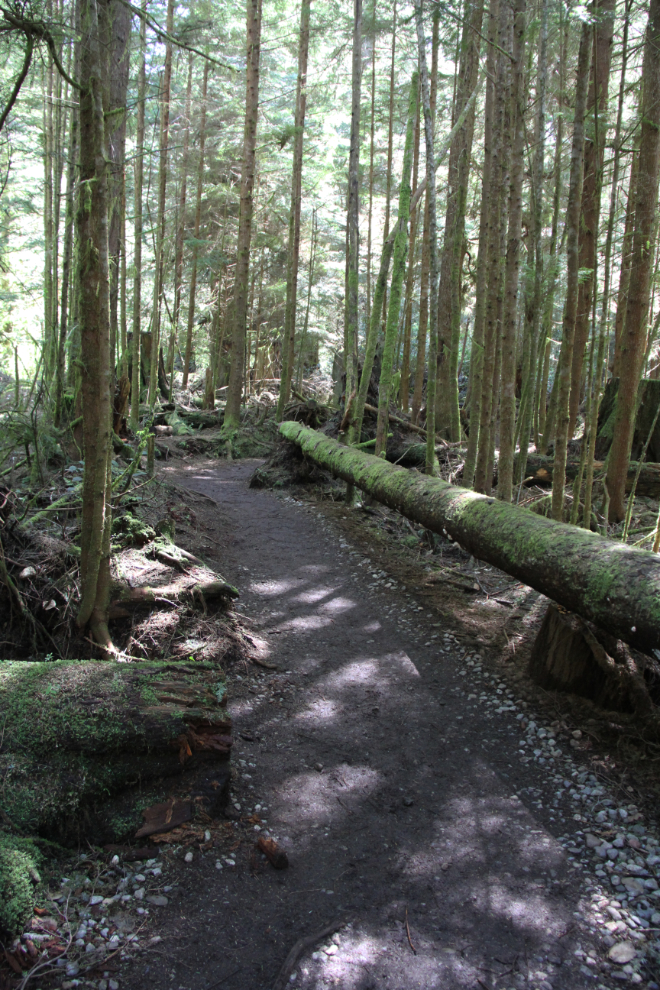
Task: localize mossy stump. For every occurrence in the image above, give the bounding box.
[0,659,232,846]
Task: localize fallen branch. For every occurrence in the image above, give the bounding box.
[272,919,350,990]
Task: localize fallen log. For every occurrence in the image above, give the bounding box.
[280,421,660,654]
[0,660,232,845]
[524,454,660,498]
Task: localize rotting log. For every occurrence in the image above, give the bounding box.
[280,421,660,654]
[524,455,660,498]
[0,660,232,845]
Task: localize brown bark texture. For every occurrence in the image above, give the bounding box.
[606,0,660,520]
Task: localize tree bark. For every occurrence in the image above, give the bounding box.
[182,60,209,391]
[130,0,147,431]
[76,0,113,650]
[606,0,660,521]
[415,2,440,475]
[168,53,193,396]
[567,0,616,438]
[280,421,660,655]
[550,20,591,521]
[497,0,526,502]
[463,0,499,488]
[375,74,418,457]
[224,0,262,428]
[147,0,174,407]
[277,0,312,420]
[435,0,484,440]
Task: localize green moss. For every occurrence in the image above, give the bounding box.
[0,833,43,937]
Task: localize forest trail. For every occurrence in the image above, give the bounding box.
[124,459,599,990]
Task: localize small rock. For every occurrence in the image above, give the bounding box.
[403,797,414,807]
[608,943,637,964]
[184,851,194,864]
[146,895,168,907]
[572,730,582,739]
[66,962,80,976]
[133,888,145,900]
[109,981,119,990]
[314,763,323,772]
[89,895,104,906]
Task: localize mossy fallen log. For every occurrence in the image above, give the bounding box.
[0,660,232,845]
[280,421,660,654]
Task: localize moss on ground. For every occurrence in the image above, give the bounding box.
[0,833,43,937]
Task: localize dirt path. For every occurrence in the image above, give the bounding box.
[121,459,630,990]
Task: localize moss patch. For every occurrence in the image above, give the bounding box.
[0,833,43,937]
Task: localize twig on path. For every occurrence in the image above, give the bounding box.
[205,967,242,989]
[405,907,416,954]
[272,918,351,990]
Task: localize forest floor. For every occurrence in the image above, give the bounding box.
[109,452,660,990]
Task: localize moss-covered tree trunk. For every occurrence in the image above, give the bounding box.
[280,421,660,655]
[375,74,418,457]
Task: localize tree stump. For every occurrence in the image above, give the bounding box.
[529,604,660,721]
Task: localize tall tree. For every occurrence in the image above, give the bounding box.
[497,0,526,502]
[277,0,312,420]
[567,0,616,437]
[606,0,660,520]
[343,0,362,446]
[182,60,209,390]
[76,0,113,650]
[435,0,484,440]
[551,19,592,521]
[224,0,263,429]
[130,0,147,431]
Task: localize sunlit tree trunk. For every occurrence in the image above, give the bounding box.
[225,0,262,428]
[168,54,193,396]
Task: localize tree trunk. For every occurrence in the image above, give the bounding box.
[342,0,362,479]
[147,0,174,407]
[463,0,499,487]
[606,0,660,521]
[99,0,131,375]
[224,0,262,428]
[277,0,312,420]
[415,2,440,475]
[411,10,439,426]
[76,0,113,651]
[280,421,660,655]
[497,0,526,502]
[130,0,147,431]
[567,0,616,438]
[168,54,193,396]
[435,0,484,440]
[375,74,418,457]
[182,60,209,391]
[399,102,420,414]
[550,20,591,521]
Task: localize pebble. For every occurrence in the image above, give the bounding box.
[184,851,194,863]
[146,895,168,907]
